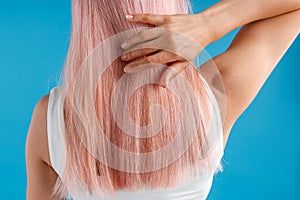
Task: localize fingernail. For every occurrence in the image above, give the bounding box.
[125,15,133,19]
[160,69,175,88]
[160,81,167,88]
[124,65,146,73]
[160,77,169,88]
[165,79,170,87]
[160,73,170,87]
[159,78,167,88]
[124,67,137,73]
[124,66,131,73]
[121,42,127,49]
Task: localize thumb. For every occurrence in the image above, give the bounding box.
[126,13,166,26]
[160,61,190,87]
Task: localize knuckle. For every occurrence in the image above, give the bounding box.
[141,14,149,21]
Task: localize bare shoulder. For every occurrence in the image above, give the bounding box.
[26,93,61,199]
[26,93,51,166]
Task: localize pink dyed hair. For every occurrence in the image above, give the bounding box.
[54,0,223,199]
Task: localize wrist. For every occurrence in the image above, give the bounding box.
[193,12,217,46]
[195,1,240,44]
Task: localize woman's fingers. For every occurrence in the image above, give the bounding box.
[124,51,179,73]
[121,28,161,49]
[160,61,190,87]
[121,48,158,61]
[122,13,208,85]
[121,38,162,61]
[125,14,166,26]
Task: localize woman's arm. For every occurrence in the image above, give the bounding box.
[25,95,59,200]
[199,9,300,147]
[121,0,300,85]
[201,0,300,44]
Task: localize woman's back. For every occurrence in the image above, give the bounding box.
[44,0,224,199]
[25,0,300,199]
[47,75,223,199]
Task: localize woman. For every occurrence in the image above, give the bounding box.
[26,0,300,199]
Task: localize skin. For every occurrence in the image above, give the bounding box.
[26,1,300,199]
[121,0,300,86]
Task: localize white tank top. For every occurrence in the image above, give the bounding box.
[47,80,224,200]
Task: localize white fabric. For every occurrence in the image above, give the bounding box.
[47,82,224,200]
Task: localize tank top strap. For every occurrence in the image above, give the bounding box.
[47,86,67,177]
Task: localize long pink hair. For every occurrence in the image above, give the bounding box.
[55,0,223,198]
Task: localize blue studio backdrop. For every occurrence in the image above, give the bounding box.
[0,0,299,199]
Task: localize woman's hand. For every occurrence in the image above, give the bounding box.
[121,13,213,87]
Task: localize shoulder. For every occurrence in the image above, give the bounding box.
[26,92,62,199]
[34,94,50,118]
[26,93,51,166]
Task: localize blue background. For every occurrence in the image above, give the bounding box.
[0,0,299,199]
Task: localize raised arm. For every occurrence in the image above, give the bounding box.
[199,9,300,147]
[200,0,300,44]
[121,0,300,86]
